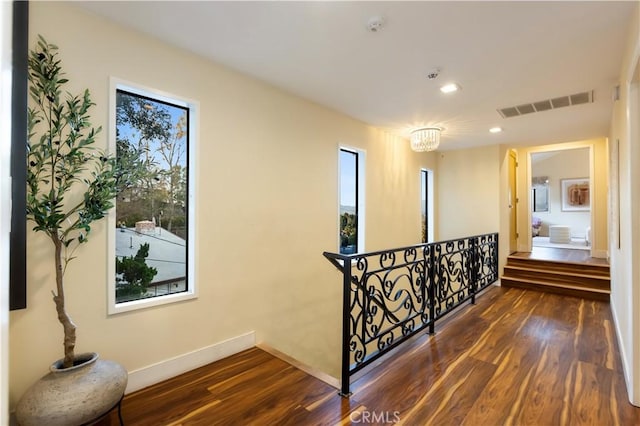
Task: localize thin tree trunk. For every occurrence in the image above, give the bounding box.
[167,189,174,232]
[51,233,76,368]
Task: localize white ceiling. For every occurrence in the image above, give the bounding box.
[76,1,636,151]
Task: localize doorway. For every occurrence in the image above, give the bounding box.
[508,150,518,254]
[530,148,591,252]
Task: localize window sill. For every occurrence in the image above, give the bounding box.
[108,289,197,315]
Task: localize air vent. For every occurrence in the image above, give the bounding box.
[516,104,535,115]
[500,107,520,118]
[570,92,591,105]
[551,96,570,108]
[498,90,593,118]
[533,100,552,112]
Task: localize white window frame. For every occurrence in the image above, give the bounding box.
[1,4,13,423]
[107,78,198,315]
[338,146,366,254]
[421,168,435,243]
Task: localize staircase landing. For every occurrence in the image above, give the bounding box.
[502,247,610,301]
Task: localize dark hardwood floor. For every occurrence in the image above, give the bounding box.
[100,286,640,425]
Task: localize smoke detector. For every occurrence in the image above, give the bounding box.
[426,68,441,80]
[367,16,384,32]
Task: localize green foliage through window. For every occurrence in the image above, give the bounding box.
[340,149,358,254]
[114,89,189,304]
[115,243,157,301]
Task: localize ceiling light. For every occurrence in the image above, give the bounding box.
[410,127,441,152]
[489,127,502,133]
[440,83,460,94]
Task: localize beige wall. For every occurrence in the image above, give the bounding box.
[9,3,438,405]
[609,2,640,406]
[437,144,504,271]
[436,145,501,240]
[514,138,608,258]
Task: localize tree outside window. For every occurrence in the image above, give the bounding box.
[114,90,189,303]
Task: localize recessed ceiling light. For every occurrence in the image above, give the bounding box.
[489,127,503,133]
[440,83,460,94]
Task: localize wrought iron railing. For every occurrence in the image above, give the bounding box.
[323,232,498,396]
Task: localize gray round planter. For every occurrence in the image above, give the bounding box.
[16,353,128,426]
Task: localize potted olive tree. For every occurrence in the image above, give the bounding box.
[16,36,128,426]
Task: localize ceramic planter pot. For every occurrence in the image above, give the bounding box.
[16,353,128,426]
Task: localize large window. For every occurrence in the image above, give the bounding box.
[339,148,365,254]
[108,81,197,314]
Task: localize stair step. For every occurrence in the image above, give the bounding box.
[503,264,609,280]
[506,257,610,276]
[501,276,610,301]
[503,252,610,300]
[502,265,610,290]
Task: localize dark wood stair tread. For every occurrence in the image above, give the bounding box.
[502,253,610,301]
[506,257,609,272]
[500,276,610,294]
[503,264,610,280]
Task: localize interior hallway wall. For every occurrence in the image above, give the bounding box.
[9,2,438,406]
[609,1,640,406]
[437,144,518,277]
[437,145,501,240]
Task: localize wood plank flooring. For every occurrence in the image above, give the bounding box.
[99,286,640,425]
[503,248,610,301]
[511,246,609,265]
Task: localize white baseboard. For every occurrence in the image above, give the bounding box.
[126,331,255,394]
[609,303,638,406]
[256,342,340,389]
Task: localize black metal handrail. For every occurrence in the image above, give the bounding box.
[323,232,499,396]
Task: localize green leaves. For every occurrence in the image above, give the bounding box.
[26,36,120,271]
[115,243,157,298]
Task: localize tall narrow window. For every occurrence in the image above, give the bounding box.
[421,169,428,243]
[421,169,434,243]
[109,81,197,314]
[340,149,359,254]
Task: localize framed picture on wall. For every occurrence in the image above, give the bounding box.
[561,178,590,211]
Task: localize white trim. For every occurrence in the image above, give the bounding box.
[338,146,366,253]
[611,298,636,404]
[588,143,596,255]
[0,3,12,424]
[110,77,192,109]
[107,78,199,315]
[421,168,435,243]
[126,331,255,394]
[629,55,640,407]
[357,149,366,251]
[256,343,340,389]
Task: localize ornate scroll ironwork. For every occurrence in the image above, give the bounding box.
[324,232,498,396]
